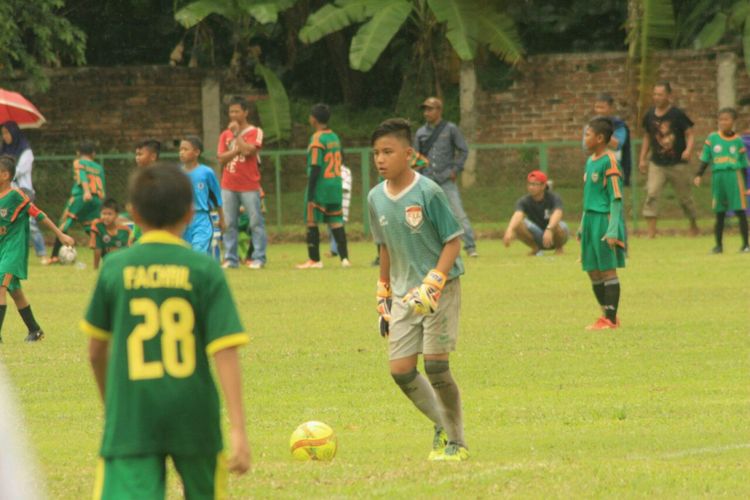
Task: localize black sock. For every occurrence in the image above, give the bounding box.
[331,227,348,260]
[51,238,63,258]
[18,305,40,332]
[591,280,606,308]
[737,212,749,248]
[306,226,320,262]
[715,212,726,248]
[0,304,6,336]
[603,278,620,322]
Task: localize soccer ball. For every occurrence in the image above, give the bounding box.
[289,421,337,461]
[58,245,77,265]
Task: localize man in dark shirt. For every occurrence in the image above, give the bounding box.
[503,170,568,255]
[638,81,699,238]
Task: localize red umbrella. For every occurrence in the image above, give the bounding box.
[0,88,46,128]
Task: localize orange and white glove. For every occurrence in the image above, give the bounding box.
[376,280,392,337]
[403,269,446,315]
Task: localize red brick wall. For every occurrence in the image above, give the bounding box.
[16,66,212,153]
[476,49,740,144]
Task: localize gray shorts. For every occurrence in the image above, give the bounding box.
[388,278,461,360]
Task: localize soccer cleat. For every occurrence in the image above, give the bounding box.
[221,260,238,269]
[24,330,44,342]
[740,246,750,253]
[295,260,323,269]
[246,260,264,270]
[433,442,470,462]
[585,317,618,330]
[711,246,723,254]
[341,258,351,268]
[467,249,479,258]
[428,427,449,460]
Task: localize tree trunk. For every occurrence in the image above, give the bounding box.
[459,59,477,188]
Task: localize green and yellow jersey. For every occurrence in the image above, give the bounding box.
[72,158,106,199]
[700,131,749,172]
[89,219,132,256]
[0,188,47,281]
[80,231,248,458]
[306,129,343,205]
[583,151,623,213]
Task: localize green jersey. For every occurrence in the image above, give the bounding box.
[80,231,248,458]
[89,219,132,256]
[368,173,464,297]
[699,131,749,172]
[71,158,106,199]
[0,188,46,279]
[307,129,343,204]
[583,151,623,213]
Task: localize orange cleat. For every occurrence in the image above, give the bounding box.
[295,259,323,269]
[585,317,618,330]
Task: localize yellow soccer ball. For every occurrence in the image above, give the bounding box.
[289,421,337,461]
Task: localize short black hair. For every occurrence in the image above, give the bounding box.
[595,93,614,105]
[183,135,203,153]
[228,96,249,111]
[311,103,331,124]
[654,81,672,93]
[718,107,738,120]
[129,162,192,228]
[78,141,96,156]
[588,117,614,143]
[136,139,161,158]
[0,155,16,178]
[371,118,412,145]
[102,198,119,212]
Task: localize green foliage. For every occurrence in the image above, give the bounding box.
[254,62,291,143]
[3,238,750,498]
[627,0,677,119]
[0,0,86,91]
[299,0,523,72]
[174,0,296,141]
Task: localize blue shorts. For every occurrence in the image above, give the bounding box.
[524,219,569,248]
[183,212,213,254]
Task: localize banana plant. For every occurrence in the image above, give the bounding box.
[174,0,295,142]
[626,0,676,123]
[692,0,750,77]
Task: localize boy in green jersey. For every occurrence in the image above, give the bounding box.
[693,108,749,253]
[0,156,74,343]
[128,139,161,242]
[50,141,106,263]
[89,198,132,270]
[81,164,250,499]
[368,119,468,461]
[297,104,350,269]
[579,117,627,331]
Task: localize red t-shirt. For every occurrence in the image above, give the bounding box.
[218,126,264,191]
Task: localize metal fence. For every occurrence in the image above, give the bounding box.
[34,140,714,237]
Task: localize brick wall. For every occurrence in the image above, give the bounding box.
[15,66,217,154]
[476,49,748,144]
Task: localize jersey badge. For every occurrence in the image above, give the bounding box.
[405,205,424,230]
[714,145,722,153]
[198,182,205,190]
[103,234,111,243]
[730,146,737,154]
[379,215,388,227]
[0,209,7,218]
[591,172,599,183]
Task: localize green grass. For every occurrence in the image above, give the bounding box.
[1,237,749,498]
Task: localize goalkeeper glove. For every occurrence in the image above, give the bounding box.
[376,280,392,337]
[403,269,446,315]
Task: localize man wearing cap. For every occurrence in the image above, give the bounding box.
[414,96,478,257]
[503,170,568,255]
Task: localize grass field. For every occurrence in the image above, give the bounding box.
[1,236,748,498]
